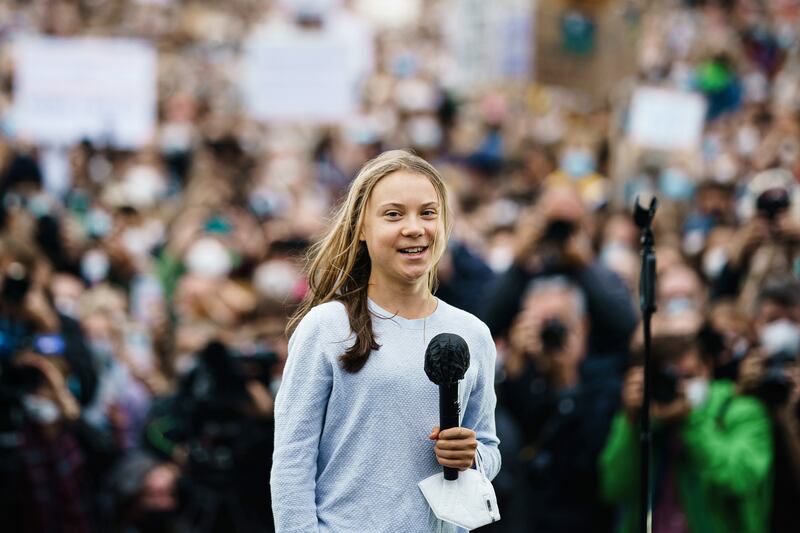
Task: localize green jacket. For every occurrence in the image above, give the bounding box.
[599,380,773,533]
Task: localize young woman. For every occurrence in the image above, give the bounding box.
[270,150,500,532]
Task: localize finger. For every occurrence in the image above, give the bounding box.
[428,426,440,440]
[438,427,476,440]
[436,457,473,469]
[435,448,477,460]
[436,438,479,451]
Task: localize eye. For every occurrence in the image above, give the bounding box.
[422,209,438,218]
[384,211,402,219]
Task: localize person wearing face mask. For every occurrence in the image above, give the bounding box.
[736,276,800,533]
[599,333,773,533]
[711,169,800,308]
[4,351,98,533]
[0,238,98,407]
[547,143,606,202]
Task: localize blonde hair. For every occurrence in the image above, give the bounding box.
[287,150,452,372]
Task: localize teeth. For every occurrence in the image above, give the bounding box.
[401,247,424,253]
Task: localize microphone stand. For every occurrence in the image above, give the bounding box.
[633,196,657,533]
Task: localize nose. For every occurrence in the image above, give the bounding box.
[401,215,424,238]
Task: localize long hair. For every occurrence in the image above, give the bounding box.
[287,150,452,373]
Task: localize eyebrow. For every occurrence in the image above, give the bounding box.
[378,201,439,209]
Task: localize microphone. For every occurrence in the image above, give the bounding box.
[424,333,470,480]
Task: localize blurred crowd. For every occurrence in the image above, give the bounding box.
[1,0,800,532]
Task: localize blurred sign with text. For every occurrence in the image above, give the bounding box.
[628,87,707,151]
[242,12,373,123]
[9,37,157,148]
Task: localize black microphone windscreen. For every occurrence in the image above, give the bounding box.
[424,333,470,385]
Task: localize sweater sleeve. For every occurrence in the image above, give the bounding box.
[598,412,640,504]
[681,394,773,496]
[461,327,501,481]
[479,263,530,338]
[270,309,335,532]
[573,263,638,355]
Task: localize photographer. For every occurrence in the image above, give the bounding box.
[0,349,97,532]
[143,340,275,533]
[0,237,97,407]
[499,277,619,532]
[482,185,637,363]
[736,276,800,533]
[599,334,773,533]
[711,168,800,308]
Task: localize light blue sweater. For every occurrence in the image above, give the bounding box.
[271,298,501,532]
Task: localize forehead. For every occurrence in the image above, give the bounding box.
[368,170,439,206]
[525,288,578,316]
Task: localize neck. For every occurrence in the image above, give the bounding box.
[367,279,435,319]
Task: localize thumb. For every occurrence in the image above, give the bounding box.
[428,426,440,440]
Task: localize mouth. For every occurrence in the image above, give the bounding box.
[398,245,429,257]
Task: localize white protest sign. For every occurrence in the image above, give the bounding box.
[443,0,534,91]
[353,0,422,29]
[628,87,707,151]
[242,12,372,123]
[10,37,157,148]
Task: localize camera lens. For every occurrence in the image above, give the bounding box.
[540,318,568,353]
[756,187,790,220]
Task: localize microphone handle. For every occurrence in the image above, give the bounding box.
[439,382,460,480]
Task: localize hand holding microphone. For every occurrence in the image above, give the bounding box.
[428,426,478,472]
[424,333,475,480]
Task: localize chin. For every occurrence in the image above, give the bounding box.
[398,267,430,284]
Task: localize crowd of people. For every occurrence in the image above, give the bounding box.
[1,0,799,532]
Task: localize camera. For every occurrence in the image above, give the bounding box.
[756,320,799,407]
[541,220,577,245]
[538,219,578,271]
[756,187,790,221]
[757,351,796,407]
[653,367,680,405]
[2,262,30,305]
[540,318,568,353]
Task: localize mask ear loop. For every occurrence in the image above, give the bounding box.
[474,446,486,478]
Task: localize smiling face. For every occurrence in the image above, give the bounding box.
[360,170,443,292]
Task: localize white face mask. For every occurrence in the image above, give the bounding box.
[702,247,728,280]
[22,395,61,425]
[81,249,110,284]
[487,246,514,273]
[761,319,800,359]
[184,237,232,278]
[253,260,301,302]
[685,377,710,408]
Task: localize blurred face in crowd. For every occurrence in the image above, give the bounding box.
[757,298,800,326]
[522,285,588,365]
[538,185,586,225]
[696,183,734,221]
[139,464,178,512]
[659,264,704,313]
[668,347,711,384]
[601,213,638,250]
[360,170,444,290]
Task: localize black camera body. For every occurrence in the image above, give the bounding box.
[757,350,796,407]
[756,187,791,221]
[653,367,680,405]
[540,318,568,353]
[1,263,30,305]
[538,219,577,271]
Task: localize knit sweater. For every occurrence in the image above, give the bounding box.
[271,298,501,532]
